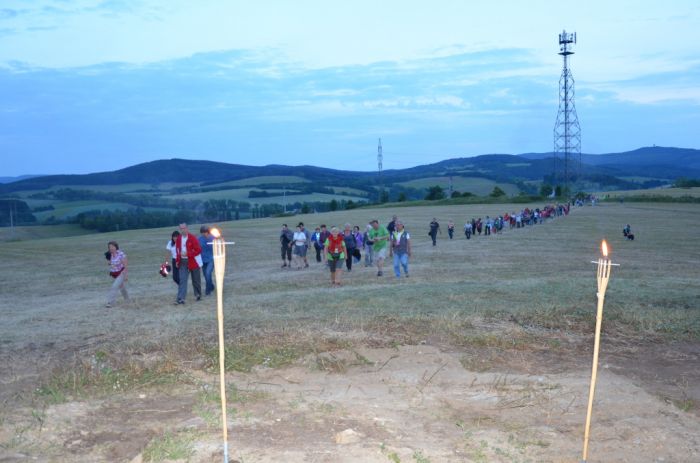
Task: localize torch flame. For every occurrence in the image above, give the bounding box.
[601,240,609,257]
[210,228,221,238]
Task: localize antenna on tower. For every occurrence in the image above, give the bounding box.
[553,29,582,196]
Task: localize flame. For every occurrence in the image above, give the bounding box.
[210,228,221,238]
[601,240,609,257]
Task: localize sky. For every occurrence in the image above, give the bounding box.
[0,0,699,176]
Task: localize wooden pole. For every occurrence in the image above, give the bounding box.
[212,234,229,463]
[582,251,611,462]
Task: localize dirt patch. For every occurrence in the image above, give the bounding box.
[2,345,699,462]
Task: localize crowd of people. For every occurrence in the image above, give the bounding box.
[275,203,576,287]
[278,216,411,285]
[103,202,586,304]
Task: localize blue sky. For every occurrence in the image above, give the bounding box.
[1,1,699,176]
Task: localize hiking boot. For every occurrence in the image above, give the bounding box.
[377,271,383,277]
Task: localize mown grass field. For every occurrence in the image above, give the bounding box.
[1,202,699,462]
[164,189,367,204]
[397,176,520,196]
[1,202,698,354]
[600,186,700,198]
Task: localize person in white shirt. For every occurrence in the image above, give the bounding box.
[292,225,308,269]
[165,230,180,285]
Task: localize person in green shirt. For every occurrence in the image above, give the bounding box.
[368,219,390,277]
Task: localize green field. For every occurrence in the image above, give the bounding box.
[206,176,310,187]
[32,200,139,220]
[398,176,520,196]
[0,223,93,241]
[600,187,700,198]
[13,182,199,197]
[164,189,367,204]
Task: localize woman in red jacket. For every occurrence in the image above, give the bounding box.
[324,226,347,286]
[175,223,203,304]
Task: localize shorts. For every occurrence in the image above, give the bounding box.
[293,244,307,257]
[328,253,343,272]
[374,247,387,260]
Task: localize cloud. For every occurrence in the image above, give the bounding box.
[0,44,698,175]
[0,9,19,19]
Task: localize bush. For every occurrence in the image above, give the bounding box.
[489,186,506,198]
[425,185,446,201]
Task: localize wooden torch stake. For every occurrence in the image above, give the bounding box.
[582,256,611,462]
[212,236,229,463]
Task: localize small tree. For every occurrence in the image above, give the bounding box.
[329,199,338,211]
[490,186,506,198]
[397,192,407,202]
[301,203,311,214]
[425,185,446,201]
[451,190,462,198]
[539,183,553,197]
[379,189,390,203]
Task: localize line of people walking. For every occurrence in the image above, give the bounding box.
[278,216,412,285]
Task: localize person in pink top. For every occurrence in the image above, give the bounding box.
[106,241,129,308]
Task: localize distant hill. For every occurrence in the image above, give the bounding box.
[519,146,700,178]
[0,175,43,184]
[1,146,698,199]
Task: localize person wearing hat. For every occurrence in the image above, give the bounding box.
[199,225,215,296]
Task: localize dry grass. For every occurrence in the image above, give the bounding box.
[1,202,699,404]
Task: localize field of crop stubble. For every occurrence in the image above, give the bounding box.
[1,202,699,462]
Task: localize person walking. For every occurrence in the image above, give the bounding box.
[319,224,330,264]
[387,215,398,235]
[298,222,311,268]
[368,219,390,276]
[363,223,375,267]
[279,224,293,268]
[390,221,411,278]
[324,226,346,286]
[175,223,203,304]
[429,218,441,246]
[199,225,215,296]
[292,224,308,269]
[311,226,323,262]
[352,225,363,263]
[447,220,455,239]
[165,230,180,286]
[106,241,129,308]
[464,220,472,240]
[343,223,357,272]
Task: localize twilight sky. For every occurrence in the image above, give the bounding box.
[1,0,699,176]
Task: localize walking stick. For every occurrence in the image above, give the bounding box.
[582,240,614,462]
[210,229,234,463]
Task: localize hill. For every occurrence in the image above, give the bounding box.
[519,146,700,178]
[1,146,698,229]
